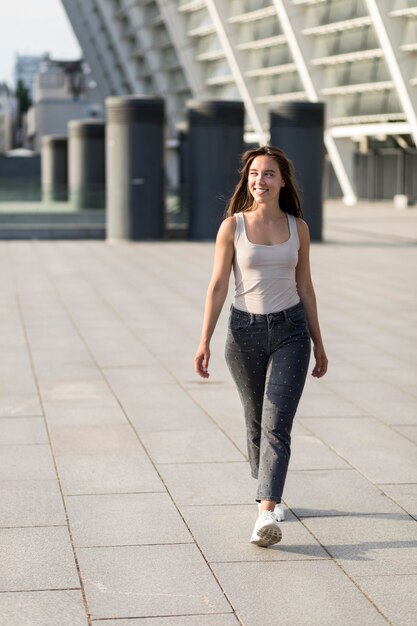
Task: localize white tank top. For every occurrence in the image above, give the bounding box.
[232,211,301,314]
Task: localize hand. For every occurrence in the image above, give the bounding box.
[194,344,210,379]
[312,344,328,378]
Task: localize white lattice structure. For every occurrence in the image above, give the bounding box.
[61,0,417,204]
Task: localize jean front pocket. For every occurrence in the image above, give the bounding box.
[229,312,251,331]
[287,307,308,330]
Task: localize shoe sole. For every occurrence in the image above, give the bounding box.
[250,522,282,547]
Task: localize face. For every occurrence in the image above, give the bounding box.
[247,155,284,204]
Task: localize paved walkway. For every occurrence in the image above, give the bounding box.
[1,201,417,625]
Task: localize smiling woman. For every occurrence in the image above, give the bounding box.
[0,0,81,85]
[194,144,328,548]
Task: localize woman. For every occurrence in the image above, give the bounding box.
[194,145,328,547]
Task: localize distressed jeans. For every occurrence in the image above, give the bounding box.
[224,300,311,503]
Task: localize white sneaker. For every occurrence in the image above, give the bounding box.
[250,511,282,547]
[258,502,285,521]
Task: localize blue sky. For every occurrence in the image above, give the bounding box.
[0,0,81,87]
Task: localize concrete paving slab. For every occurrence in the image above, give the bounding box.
[181,504,328,562]
[0,590,88,626]
[0,393,43,417]
[301,417,417,483]
[39,379,114,402]
[0,417,48,444]
[141,430,244,464]
[185,385,247,432]
[81,338,152,368]
[56,453,164,495]
[372,366,417,390]
[157,462,255,506]
[49,424,145,456]
[94,616,240,626]
[0,445,56,480]
[136,329,197,357]
[303,514,417,577]
[212,561,387,626]
[66,492,192,547]
[354,574,417,626]
[33,362,103,384]
[0,527,79,591]
[104,365,177,388]
[296,391,368,417]
[0,479,66,527]
[377,483,417,520]
[325,381,416,413]
[290,434,349,470]
[104,382,216,432]
[77,543,232,619]
[393,425,417,444]
[160,354,227,386]
[369,401,417,425]
[285,468,398,517]
[44,406,128,426]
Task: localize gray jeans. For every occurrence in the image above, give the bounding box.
[224,300,311,503]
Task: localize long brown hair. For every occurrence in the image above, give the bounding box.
[224,145,303,218]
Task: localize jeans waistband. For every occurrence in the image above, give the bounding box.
[230,300,304,324]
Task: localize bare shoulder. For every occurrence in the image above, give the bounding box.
[217,214,236,243]
[295,217,310,242]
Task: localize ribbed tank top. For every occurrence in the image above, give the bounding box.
[232,211,301,314]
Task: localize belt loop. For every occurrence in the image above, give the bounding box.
[250,312,254,325]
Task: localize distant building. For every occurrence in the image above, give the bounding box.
[25,56,102,151]
[0,83,17,153]
[14,54,43,100]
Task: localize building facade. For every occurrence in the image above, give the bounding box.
[25,57,103,151]
[14,55,44,100]
[60,0,417,204]
[0,83,17,153]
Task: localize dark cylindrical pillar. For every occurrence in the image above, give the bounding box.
[106,96,165,241]
[270,102,325,241]
[68,119,105,209]
[187,100,244,240]
[41,135,68,202]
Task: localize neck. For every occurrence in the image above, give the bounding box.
[250,201,285,219]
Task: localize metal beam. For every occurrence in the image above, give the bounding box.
[204,0,266,143]
[271,0,358,205]
[364,0,417,147]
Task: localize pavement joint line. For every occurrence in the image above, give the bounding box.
[0,524,68,530]
[0,415,45,419]
[76,542,195,549]
[37,244,240,623]
[90,612,237,622]
[0,443,51,447]
[377,482,417,485]
[12,246,93,626]
[0,587,81,593]
[64,490,168,497]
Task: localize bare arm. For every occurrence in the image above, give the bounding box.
[295,218,328,378]
[194,216,235,378]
